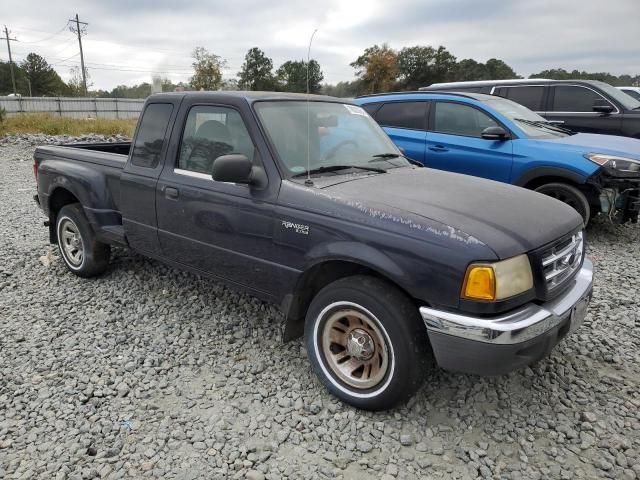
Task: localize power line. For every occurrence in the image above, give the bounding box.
[15,24,70,44]
[53,62,193,74]
[1,25,18,95]
[68,13,88,95]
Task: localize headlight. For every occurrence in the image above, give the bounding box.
[585,153,640,173]
[462,254,533,301]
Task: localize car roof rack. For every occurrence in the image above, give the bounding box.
[355,90,477,100]
[420,78,552,90]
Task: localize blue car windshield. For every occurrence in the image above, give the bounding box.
[484,97,570,139]
[254,100,410,176]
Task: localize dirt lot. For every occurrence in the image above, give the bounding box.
[1,136,639,480]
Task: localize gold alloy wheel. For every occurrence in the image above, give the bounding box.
[320,307,390,390]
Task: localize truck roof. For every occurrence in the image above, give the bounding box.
[148,90,347,103]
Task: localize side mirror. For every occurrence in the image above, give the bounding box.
[212,154,252,184]
[592,99,614,114]
[481,126,508,141]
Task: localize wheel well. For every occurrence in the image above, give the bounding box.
[523,175,580,190]
[523,176,598,206]
[48,188,80,242]
[281,260,413,341]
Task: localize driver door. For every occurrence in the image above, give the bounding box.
[156,103,278,293]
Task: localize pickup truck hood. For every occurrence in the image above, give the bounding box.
[539,133,640,160]
[312,167,582,259]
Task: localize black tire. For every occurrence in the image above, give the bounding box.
[534,182,591,226]
[304,275,430,411]
[55,203,110,277]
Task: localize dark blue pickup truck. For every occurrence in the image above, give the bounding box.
[34,92,593,410]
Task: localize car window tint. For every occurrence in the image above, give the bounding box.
[433,102,499,137]
[621,89,640,101]
[551,86,611,112]
[375,102,427,130]
[178,106,255,174]
[361,103,382,116]
[502,86,545,111]
[130,103,174,168]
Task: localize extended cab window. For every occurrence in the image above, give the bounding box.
[433,102,499,137]
[178,106,255,175]
[131,103,174,168]
[375,101,427,130]
[499,86,545,111]
[551,85,613,112]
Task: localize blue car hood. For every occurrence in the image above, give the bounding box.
[539,133,640,160]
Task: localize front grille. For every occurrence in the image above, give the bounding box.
[541,231,584,292]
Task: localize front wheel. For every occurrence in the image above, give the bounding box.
[304,275,430,410]
[534,182,591,226]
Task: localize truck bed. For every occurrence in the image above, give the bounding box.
[34,143,130,240]
[35,142,131,170]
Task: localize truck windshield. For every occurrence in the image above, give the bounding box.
[254,100,410,176]
[484,97,572,139]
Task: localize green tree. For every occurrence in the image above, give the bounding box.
[452,58,519,82]
[275,59,324,93]
[238,47,275,90]
[20,53,67,96]
[66,66,92,97]
[0,61,27,95]
[321,80,363,98]
[397,45,437,89]
[485,59,519,80]
[430,46,457,84]
[453,58,489,81]
[396,45,461,89]
[190,46,225,91]
[529,68,639,86]
[220,78,239,90]
[350,44,399,93]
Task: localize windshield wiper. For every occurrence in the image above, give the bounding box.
[369,152,423,167]
[292,164,386,178]
[514,118,574,135]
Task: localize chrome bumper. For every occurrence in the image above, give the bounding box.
[420,258,593,345]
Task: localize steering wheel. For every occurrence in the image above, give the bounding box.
[324,140,358,162]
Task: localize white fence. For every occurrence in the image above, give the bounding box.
[0,96,144,119]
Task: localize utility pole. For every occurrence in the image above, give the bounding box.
[68,14,88,95]
[1,25,18,95]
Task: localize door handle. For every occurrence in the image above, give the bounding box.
[428,145,449,152]
[165,187,179,200]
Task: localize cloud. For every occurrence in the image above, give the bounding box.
[3,0,638,90]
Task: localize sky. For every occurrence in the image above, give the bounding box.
[3,0,639,91]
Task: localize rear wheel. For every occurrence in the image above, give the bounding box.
[304,275,430,410]
[534,182,591,226]
[56,203,110,277]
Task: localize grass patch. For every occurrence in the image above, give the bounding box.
[0,113,137,137]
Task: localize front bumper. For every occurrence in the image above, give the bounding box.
[420,258,593,375]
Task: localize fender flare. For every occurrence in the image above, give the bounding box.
[514,166,588,188]
[281,241,412,341]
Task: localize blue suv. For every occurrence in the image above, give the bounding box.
[354,92,640,223]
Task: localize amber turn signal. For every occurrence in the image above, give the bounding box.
[462,266,496,301]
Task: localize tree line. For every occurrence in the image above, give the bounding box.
[1,44,638,98]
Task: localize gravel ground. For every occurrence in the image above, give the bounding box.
[1,134,639,480]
